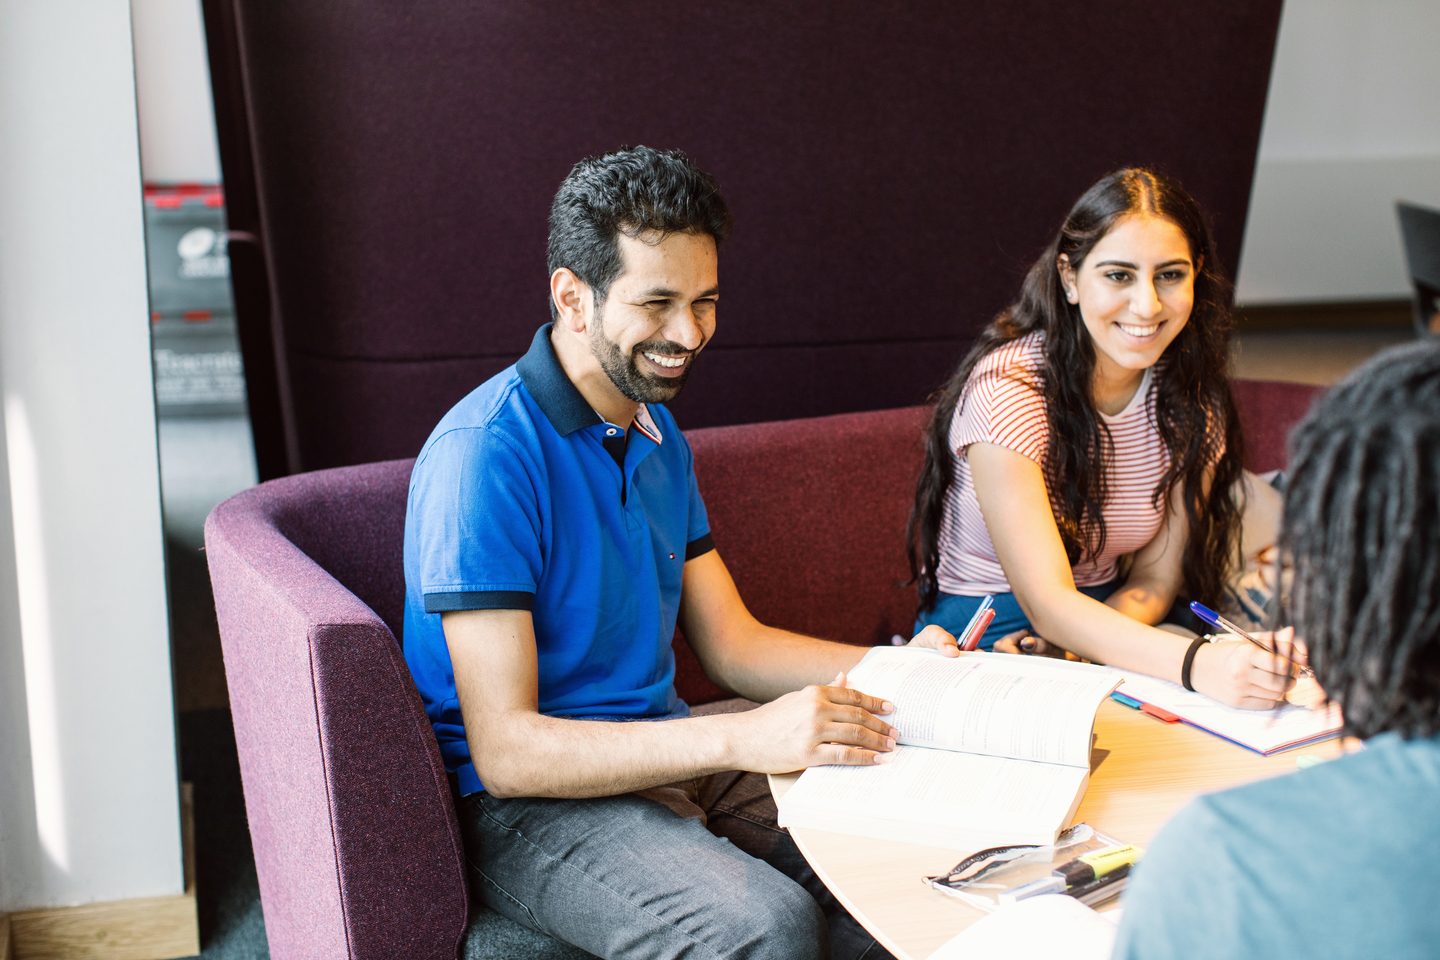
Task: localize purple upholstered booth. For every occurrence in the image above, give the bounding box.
[201,0,1285,479]
[204,379,1319,959]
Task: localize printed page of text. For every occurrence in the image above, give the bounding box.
[847,648,1119,767]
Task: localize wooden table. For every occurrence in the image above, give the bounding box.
[770,699,1348,960]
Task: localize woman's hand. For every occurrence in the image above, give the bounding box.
[903,624,961,657]
[1189,633,1304,709]
[991,629,1069,658]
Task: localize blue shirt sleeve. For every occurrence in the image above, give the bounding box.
[684,460,713,558]
[671,427,713,559]
[412,426,543,612]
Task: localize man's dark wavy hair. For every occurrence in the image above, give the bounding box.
[1281,340,1440,739]
[908,167,1243,615]
[546,145,731,319]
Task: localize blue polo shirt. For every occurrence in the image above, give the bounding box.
[402,324,714,796]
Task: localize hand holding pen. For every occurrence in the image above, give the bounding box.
[1190,602,1313,678]
[1180,602,1309,708]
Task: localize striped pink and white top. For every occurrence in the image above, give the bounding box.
[935,332,1171,595]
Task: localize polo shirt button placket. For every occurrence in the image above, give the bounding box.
[599,424,629,506]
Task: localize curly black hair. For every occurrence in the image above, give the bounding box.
[1281,339,1440,739]
[546,145,731,319]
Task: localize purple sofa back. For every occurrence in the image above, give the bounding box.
[205,461,468,960]
[205,379,1319,957]
[202,0,1285,478]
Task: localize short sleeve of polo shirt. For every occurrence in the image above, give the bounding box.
[685,468,713,558]
[950,361,1048,465]
[677,428,713,558]
[412,425,542,613]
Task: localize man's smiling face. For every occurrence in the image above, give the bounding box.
[589,228,719,406]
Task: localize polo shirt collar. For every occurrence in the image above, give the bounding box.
[633,404,664,444]
[517,323,664,444]
[517,323,600,436]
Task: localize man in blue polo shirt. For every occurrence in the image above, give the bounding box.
[403,146,955,960]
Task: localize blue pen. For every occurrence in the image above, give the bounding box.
[1189,601,1312,676]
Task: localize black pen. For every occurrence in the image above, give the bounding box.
[1066,862,1131,906]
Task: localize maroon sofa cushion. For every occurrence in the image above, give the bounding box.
[680,406,930,703]
[1232,378,1323,475]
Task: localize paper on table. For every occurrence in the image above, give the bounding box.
[1117,672,1342,754]
[928,894,1117,959]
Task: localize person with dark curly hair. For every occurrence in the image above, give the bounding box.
[908,168,1299,708]
[1114,339,1440,958]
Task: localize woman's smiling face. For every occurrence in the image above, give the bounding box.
[1059,214,1197,408]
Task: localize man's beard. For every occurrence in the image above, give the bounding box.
[591,325,699,406]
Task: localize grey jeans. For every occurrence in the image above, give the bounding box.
[457,720,892,960]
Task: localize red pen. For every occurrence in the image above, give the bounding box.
[960,607,996,651]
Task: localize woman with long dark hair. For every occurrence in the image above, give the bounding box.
[907,168,1297,707]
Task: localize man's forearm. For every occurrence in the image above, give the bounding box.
[472,709,742,799]
[474,669,904,799]
[702,626,871,703]
[677,550,875,703]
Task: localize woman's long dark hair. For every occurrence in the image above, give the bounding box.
[1280,341,1440,739]
[908,168,1244,615]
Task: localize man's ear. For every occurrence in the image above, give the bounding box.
[550,268,591,332]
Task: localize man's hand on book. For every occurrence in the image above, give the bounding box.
[734,673,900,773]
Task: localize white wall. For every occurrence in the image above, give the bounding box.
[0,347,21,914]
[1236,0,1440,304]
[132,0,222,183]
[0,0,184,911]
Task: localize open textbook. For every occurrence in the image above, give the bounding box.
[776,649,1120,852]
[1116,671,1342,755]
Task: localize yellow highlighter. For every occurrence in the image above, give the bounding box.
[1053,844,1143,887]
